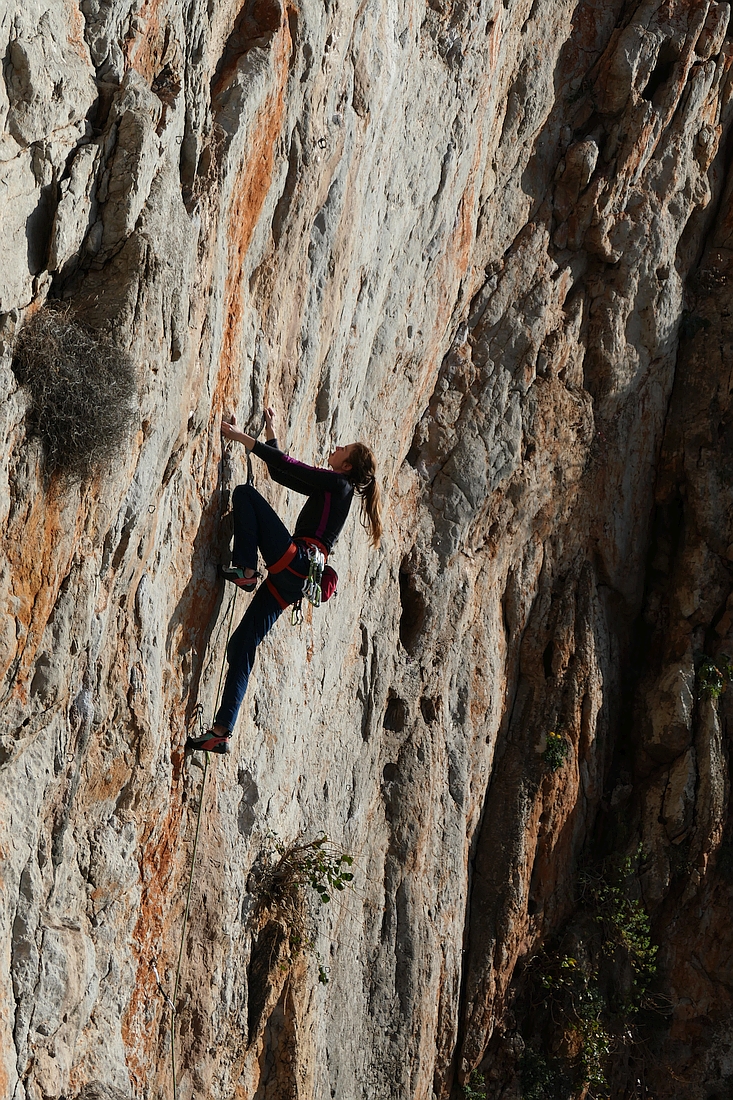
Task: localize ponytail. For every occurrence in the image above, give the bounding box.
[346,443,383,548]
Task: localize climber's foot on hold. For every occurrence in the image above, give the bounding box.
[185,727,232,754]
[219,565,260,591]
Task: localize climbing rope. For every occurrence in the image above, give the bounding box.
[164,411,276,1092]
[170,749,208,1100]
[167,588,239,1099]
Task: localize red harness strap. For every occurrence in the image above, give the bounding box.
[268,542,298,574]
[265,538,328,610]
[265,578,289,609]
[265,544,300,610]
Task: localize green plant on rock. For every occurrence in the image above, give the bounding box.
[527,847,658,1098]
[573,980,612,1094]
[534,954,611,1096]
[462,1070,488,1099]
[543,730,569,771]
[520,1048,560,1099]
[697,655,733,699]
[285,834,354,903]
[11,305,137,479]
[580,846,657,1004]
[251,835,354,966]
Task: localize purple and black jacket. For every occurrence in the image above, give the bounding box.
[252,438,354,553]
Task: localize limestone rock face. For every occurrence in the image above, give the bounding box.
[2,1,733,1098]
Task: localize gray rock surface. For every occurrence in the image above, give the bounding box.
[2,1,733,1098]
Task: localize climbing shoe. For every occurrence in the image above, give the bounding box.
[185,729,232,754]
[219,565,261,590]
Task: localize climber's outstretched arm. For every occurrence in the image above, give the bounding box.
[221,414,256,449]
[222,408,278,448]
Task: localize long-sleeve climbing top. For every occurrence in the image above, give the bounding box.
[252,438,354,553]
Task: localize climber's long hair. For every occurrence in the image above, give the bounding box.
[347,443,383,548]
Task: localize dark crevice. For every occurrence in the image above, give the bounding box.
[398,563,427,652]
[383,693,407,733]
[420,696,437,723]
[641,42,679,103]
[542,640,554,680]
[246,919,286,1042]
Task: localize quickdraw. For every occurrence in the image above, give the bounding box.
[291,546,325,625]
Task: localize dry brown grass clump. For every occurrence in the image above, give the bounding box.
[251,835,355,954]
[12,306,137,479]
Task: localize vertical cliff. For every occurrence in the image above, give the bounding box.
[2,1,733,1097]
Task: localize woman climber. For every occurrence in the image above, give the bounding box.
[185,406,382,754]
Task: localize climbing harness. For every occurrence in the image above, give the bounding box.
[263,536,329,624]
[166,588,239,1100]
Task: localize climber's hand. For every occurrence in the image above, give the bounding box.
[264,406,276,441]
[221,415,240,441]
[221,415,255,450]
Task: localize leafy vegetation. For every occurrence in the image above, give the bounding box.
[543,730,569,771]
[461,1070,487,1099]
[520,1048,566,1099]
[579,847,658,1000]
[250,835,354,978]
[697,654,733,699]
[524,846,658,1098]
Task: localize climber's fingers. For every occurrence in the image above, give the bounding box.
[221,415,240,441]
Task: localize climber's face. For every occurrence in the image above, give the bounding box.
[328,444,355,473]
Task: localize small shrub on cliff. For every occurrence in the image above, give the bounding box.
[11,305,137,479]
[250,835,354,963]
[697,655,733,699]
[535,955,611,1095]
[461,1070,488,1098]
[520,1048,564,1099]
[579,847,657,999]
[543,730,569,771]
[526,847,658,1098]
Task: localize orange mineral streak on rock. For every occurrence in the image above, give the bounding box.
[64,0,90,58]
[123,0,168,82]
[2,482,83,696]
[80,752,133,812]
[121,802,183,1090]
[532,763,583,916]
[213,17,291,418]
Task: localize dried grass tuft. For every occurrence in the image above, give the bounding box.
[250,835,355,955]
[12,306,137,479]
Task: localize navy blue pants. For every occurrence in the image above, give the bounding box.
[215,484,309,732]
